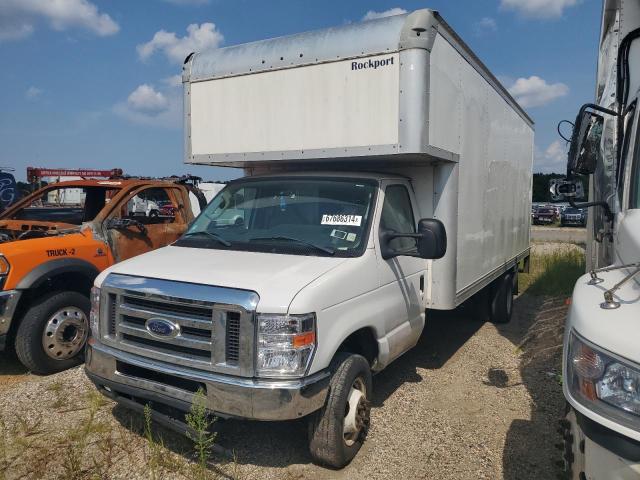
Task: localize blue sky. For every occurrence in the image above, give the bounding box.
[0,0,601,181]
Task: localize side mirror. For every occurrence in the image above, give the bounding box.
[379,218,447,260]
[416,219,447,259]
[567,105,612,176]
[106,218,147,235]
[549,178,584,201]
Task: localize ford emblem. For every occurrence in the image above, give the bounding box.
[145,318,180,339]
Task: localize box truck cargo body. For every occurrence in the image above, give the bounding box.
[85,10,534,467]
[185,9,534,307]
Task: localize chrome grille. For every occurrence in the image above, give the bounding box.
[116,294,214,366]
[225,311,240,364]
[99,274,259,377]
[107,293,117,335]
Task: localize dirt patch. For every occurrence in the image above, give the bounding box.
[0,351,31,393]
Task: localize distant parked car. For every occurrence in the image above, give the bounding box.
[560,206,586,227]
[157,200,177,217]
[532,207,557,225]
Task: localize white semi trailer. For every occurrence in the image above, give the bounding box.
[85,9,533,467]
[559,0,640,478]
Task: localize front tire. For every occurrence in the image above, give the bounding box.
[15,291,90,375]
[308,353,372,468]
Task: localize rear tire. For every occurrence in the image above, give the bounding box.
[490,272,514,324]
[308,353,372,468]
[15,291,89,375]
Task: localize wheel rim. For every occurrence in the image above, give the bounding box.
[41,306,88,360]
[506,288,513,317]
[343,377,370,447]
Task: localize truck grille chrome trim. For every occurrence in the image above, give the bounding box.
[99,274,259,377]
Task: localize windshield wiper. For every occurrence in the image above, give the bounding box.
[181,230,231,246]
[249,236,335,255]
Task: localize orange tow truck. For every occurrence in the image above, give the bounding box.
[0,176,205,373]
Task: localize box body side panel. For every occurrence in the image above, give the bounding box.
[429,34,533,300]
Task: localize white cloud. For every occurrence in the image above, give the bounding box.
[0,0,119,42]
[163,74,183,87]
[474,17,497,35]
[507,76,569,108]
[25,86,43,100]
[113,84,181,128]
[126,84,169,113]
[137,23,223,65]
[534,140,568,173]
[162,0,210,5]
[500,0,580,19]
[362,8,407,21]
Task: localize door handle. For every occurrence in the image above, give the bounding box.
[419,274,424,294]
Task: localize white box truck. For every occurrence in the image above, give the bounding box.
[557,1,640,478]
[85,9,533,467]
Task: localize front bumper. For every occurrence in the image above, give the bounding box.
[85,339,330,421]
[567,407,640,479]
[0,290,21,349]
[561,218,585,226]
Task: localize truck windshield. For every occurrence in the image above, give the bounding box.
[175,177,377,257]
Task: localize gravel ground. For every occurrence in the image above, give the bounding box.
[0,245,571,480]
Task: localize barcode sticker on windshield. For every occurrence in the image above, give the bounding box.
[321,214,362,226]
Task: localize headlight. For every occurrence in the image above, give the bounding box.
[256,313,316,378]
[567,331,640,431]
[89,286,100,338]
[0,256,10,275]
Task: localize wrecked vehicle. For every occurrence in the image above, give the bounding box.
[0,178,203,374]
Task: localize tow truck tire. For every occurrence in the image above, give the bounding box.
[490,272,514,324]
[15,291,90,375]
[308,352,372,468]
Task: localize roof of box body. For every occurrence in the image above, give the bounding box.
[185,11,418,82]
[184,9,533,126]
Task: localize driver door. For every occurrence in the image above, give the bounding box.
[106,186,187,262]
[374,180,427,363]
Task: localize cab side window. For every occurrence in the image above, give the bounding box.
[122,188,175,224]
[380,185,416,251]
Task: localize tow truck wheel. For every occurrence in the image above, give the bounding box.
[490,272,514,324]
[15,291,90,375]
[308,352,372,468]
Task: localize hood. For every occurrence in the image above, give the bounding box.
[0,221,81,243]
[569,269,640,365]
[98,245,349,313]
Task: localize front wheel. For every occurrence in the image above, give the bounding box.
[15,291,89,375]
[308,353,372,468]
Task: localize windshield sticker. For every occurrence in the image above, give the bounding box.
[346,233,357,242]
[330,229,348,240]
[321,214,362,226]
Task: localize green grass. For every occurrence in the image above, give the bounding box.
[519,249,586,296]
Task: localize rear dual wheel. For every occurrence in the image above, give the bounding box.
[490,271,515,324]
